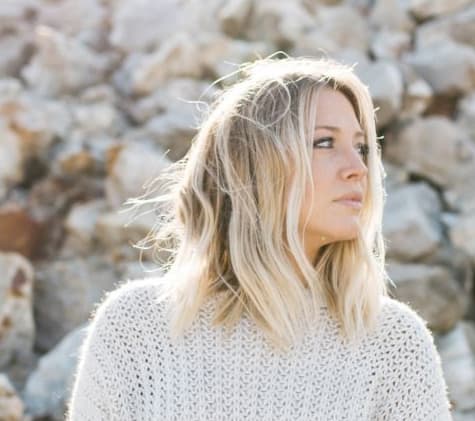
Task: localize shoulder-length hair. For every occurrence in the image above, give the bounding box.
[125,54,390,353]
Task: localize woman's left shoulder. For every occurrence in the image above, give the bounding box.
[376,295,440,357]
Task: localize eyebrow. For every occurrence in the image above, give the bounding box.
[315,125,365,138]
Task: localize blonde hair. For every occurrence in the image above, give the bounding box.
[125,54,390,353]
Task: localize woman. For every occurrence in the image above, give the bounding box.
[66,56,453,420]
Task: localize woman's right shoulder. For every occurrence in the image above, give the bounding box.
[88,276,170,325]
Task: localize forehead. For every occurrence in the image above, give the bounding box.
[313,86,361,129]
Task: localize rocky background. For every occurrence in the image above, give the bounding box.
[0,0,474,419]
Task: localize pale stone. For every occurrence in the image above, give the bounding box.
[386,261,467,332]
[0,32,32,77]
[245,0,315,47]
[126,78,217,124]
[408,0,473,20]
[64,199,109,252]
[199,35,272,81]
[403,40,475,96]
[218,0,253,38]
[95,209,156,250]
[113,33,204,97]
[0,0,38,27]
[415,4,475,49]
[450,214,475,265]
[383,182,442,261]
[398,63,433,119]
[23,325,87,420]
[0,252,35,391]
[456,91,475,142]
[22,26,111,96]
[370,29,411,60]
[109,0,187,52]
[369,0,415,33]
[33,255,119,352]
[437,322,475,411]
[384,116,475,189]
[141,111,197,161]
[0,373,24,421]
[353,60,404,127]
[36,0,107,48]
[291,5,370,56]
[104,142,171,209]
[0,122,23,199]
[71,102,125,136]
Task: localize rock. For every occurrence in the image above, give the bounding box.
[200,35,271,81]
[36,0,107,49]
[141,111,197,161]
[456,91,475,141]
[386,261,467,332]
[294,5,370,55]
[23,324,87,420]
[0,0,38,29]
[0,253,35,390]
[415,4,475,49]
[0,203,43,259]
[104,142,171,209]
[436,322,475,412]
[383,182,442,261]
[369,0,415,33]
[113,33,204,97]
[0,122,23,199]
[63,199,108,253]
[51,133,119,178]
[0,373,24,421]
[1,93,73,157]
[353,59,404,127]
[95,209,156,251]
[125,78,217,124]
[245,0,315,48]
[0,32,33,78]
[384,116,475,190]
[218,0,253,38]
[52,142,96,177]
[450,214,475,265]
[398,63,433,119]
[408,0,473,21]
[370,29,411,60]
[22,26,112,96]
[381,161,410,191]
[116,260,164,281]
[33,255,120,352]
[109,0,187,52]
[403,39,475,96]
[70,102,125,137]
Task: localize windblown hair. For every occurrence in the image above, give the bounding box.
[125,55,390,353]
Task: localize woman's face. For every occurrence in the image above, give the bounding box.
[298,86,368,262]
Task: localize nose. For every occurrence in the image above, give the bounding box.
[339,147,368,181]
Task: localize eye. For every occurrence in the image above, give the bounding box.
[313,137,334,148]
[357,143,369,160]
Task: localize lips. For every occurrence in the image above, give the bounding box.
[334,192,363,209]
[334,192,363,202]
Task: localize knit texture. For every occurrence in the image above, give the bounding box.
[66,278,453,420]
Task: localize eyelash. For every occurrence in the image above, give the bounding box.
[313,137,369,159]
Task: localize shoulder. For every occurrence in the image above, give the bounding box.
[88,276,168,325]
[378,295,433,339]
[377,295,442,367]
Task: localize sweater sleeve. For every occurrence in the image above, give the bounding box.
[375,302,453,421]
[65,289,123,421]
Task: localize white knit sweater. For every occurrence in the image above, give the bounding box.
[66,278,453,420]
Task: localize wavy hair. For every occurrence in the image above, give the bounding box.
[124,55,390,353]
